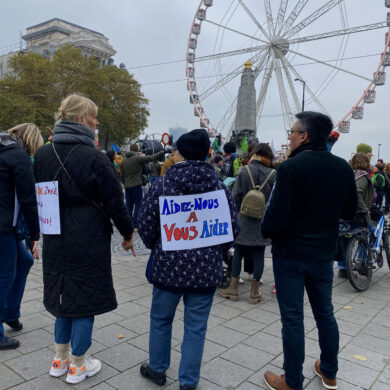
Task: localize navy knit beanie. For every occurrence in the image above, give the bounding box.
[177,129,210,161]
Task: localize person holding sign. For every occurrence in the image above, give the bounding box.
[137,129,239,390]
[0,124,42,350]
[34,94,135,384]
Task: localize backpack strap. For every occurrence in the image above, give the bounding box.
[259,169,276,191]
[245,165,256,190]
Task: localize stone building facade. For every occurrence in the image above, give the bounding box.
[0,18,116,78]
[23,18,116,66]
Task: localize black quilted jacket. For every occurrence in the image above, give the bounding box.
[34,142,133,318]
[0,133,39,241]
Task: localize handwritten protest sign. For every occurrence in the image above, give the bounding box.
[159,190,233,251]
[35,181,61,235]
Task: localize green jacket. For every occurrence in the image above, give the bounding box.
[121,150,165,188]
[354,175,373,226]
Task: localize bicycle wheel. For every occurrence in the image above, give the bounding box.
[346,235,372,292]
[383,230,390,270]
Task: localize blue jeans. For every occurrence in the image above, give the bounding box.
[0,233,34,342]
[273,256,339,390]
[55,317,94,356]
[149,287,214,387]
[125,185,143,228]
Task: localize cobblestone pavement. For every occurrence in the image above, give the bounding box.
[1,241,390,390]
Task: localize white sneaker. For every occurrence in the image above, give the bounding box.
[239,278,244,284]
[49,357,70,377]
[66,356,102,384]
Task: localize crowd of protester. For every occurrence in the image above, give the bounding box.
[2,93,389,390]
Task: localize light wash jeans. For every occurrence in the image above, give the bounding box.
[149,287,214,387]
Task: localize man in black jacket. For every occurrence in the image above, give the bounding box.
[261,112,358,390]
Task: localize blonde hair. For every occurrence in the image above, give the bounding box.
[55,93,98,122]
[7,123,43,156]
[385,163,390,175]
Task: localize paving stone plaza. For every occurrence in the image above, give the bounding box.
[1,231,390,390]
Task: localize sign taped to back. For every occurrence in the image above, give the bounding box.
[159,189,233,251]
[35,181,61,235]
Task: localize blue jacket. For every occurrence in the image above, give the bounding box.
[138,160,239,293]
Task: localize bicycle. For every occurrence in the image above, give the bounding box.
[344,206,390,291]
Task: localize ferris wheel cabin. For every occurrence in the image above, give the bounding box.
[352,107,364,120]
[188,67,195,78]
[187,52,195,64]
[204,0,213,6]
[188,81,197,91]
[386,0,390,8]
[374,71,386,85]
[190,94,199,104]
[338,121,351,133]
[192,23,201,35]
[200,118,210,128]
[384,53,390,67]
[197,9,206,21]
[364,90,376,104]
[194,106,204,116]
[189,38,197,50]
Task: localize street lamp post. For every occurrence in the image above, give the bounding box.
[294,78,306,112]
[378,143,382,160]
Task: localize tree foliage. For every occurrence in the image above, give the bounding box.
[0,45,149,145]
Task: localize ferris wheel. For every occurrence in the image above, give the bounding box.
[186,0,390,140]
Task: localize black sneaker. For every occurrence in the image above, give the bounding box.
[4,319,23,331]
[338,269,347,279]
[0,337,20,350]
[180,385,197,390]
[140,363,166,386]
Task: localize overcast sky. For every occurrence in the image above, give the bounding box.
[1,0,389,162]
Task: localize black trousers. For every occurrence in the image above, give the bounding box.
[231,244,265,281]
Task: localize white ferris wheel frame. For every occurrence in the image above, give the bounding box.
[185,0,390,138]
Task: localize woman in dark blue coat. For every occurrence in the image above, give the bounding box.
[138,129,239,390]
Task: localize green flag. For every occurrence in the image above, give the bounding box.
[241,136,248,153]
[213,138,219,151]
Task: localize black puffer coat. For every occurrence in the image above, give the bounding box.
[0,133,39,241]
[34,141,133,318]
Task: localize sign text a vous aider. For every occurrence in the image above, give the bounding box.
[159,190,233,251]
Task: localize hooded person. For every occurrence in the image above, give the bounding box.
[137,129,239,390]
